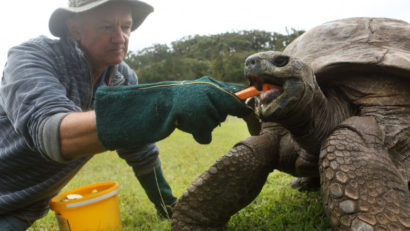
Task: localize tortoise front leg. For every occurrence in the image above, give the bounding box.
[171,123,295,230]
[319,116,410,230]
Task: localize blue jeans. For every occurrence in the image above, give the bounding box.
[0,215,33,231]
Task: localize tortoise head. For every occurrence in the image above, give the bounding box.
[244,51,316,121]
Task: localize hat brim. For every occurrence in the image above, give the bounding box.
[49,0,153,37]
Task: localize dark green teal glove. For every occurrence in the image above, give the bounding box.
[95,76,251,150]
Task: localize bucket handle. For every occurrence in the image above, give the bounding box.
[66,188,120,208]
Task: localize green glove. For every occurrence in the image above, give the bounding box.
[95,76,251,150]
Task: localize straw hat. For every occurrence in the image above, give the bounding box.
[49,0,153,37]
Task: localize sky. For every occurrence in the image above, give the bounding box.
[0,0,410,74]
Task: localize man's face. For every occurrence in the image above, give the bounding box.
[70,4,132,69]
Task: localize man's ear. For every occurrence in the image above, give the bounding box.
[66,17,82,41]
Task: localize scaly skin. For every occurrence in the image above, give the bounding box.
[320,116,410,230]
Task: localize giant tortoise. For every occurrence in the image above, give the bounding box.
[171,17,410,230]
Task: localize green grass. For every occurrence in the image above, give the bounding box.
[28,117,331,231]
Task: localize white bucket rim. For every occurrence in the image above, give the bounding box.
[66,188,120,208]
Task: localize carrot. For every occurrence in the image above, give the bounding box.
[235,83,281,100]
[262,83,281,91]
[235,86,260,100]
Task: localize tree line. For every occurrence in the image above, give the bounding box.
[125,29,304,84]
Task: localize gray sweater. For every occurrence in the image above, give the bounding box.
[0,36,160,220]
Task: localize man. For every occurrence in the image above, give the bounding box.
[0,0,250,230]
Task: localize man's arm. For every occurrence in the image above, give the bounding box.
[60,111,106,160]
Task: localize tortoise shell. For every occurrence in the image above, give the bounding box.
[283,17,410,81]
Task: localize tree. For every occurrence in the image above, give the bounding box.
[125,29,304,83]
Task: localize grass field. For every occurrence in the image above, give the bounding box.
[28,117,331,231]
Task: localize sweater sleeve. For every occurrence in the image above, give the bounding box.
[0,38,82,159]
[37,112,73,163]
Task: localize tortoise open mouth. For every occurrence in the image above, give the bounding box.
[247,74,284,108]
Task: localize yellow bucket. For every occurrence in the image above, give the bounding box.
[49,182,121,231]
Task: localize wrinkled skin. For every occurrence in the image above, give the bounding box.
[171,51,410,230]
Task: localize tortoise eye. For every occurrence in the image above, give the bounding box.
[272,56,289,67]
